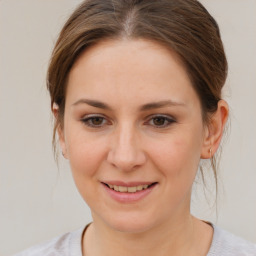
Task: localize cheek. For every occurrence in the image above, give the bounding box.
[65,134,108,205]
[66,129,107,178]
[147,131,203,179]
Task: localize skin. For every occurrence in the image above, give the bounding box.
[55,39,228,256]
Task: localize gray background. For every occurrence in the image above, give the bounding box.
[0,0,256,255]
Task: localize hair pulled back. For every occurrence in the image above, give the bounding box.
[47,0,228,197]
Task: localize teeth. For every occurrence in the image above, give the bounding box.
[119,186,128,192]
[137,185,143,191]
[128,186,136,192]
[107,184,151,193]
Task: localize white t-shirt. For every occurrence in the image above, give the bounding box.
[14,223,256,256]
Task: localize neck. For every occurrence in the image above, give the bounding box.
[83,213,209,256]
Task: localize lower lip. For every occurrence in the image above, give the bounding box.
[101,183,157,203]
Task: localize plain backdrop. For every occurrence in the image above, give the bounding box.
[0,0,256,255]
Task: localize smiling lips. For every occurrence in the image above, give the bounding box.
[102,182,157,202]
[106,183,151,193]
[102,182,157,193]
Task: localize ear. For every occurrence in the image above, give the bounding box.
[201,100,229,159]
[52,103,68,159]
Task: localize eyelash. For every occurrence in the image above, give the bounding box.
[146,115,176,128]
[80,114,109,128]
[80,114,176,128]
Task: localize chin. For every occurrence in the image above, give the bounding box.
[103,213,157,234]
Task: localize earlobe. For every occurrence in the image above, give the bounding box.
[57,126,68,159]
[201,100,229,159]
[52,103,68,159]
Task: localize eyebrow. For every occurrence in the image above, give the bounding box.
[139,100,186,111]
[72,98,186,111]
[72,98,111,110]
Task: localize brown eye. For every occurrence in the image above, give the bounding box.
[81,115,108,128]
[153,117,166,126]
[91,117,104,125]
[148,115,175,128]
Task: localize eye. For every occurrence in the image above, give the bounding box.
[81,115,108,128]
[147,115,175,128]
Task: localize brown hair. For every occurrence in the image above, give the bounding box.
[47,0,228,199]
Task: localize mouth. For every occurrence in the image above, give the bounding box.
[101,181,158,203]
[102,182,158,193]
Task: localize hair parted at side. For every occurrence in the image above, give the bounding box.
[47,0,228,199]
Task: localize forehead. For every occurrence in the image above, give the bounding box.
[66,39,199,108]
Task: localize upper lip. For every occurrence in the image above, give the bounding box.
[102,181,157,187]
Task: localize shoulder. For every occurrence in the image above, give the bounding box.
[13,226,86,256]
[208,224,256,256]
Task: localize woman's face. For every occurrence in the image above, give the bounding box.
[60,39,209,233]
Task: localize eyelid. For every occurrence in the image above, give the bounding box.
[80,113,176,129]
[81,113,105,120]
[145,114,176,128]
[80,114,110,128]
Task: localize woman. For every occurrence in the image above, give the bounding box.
[15,0,256,255]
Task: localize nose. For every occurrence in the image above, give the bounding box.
[107,124,146,171]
